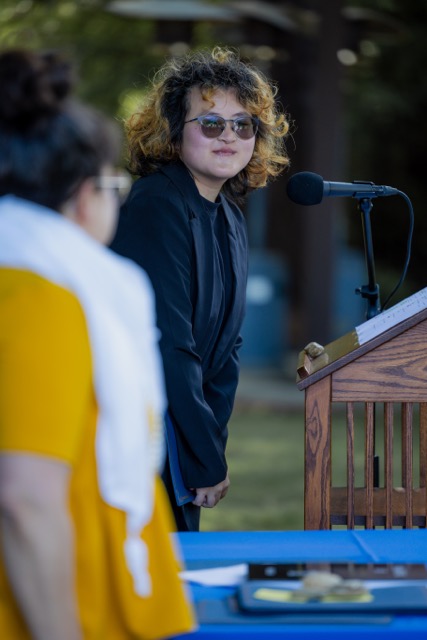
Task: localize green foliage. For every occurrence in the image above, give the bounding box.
[0,1,160,115]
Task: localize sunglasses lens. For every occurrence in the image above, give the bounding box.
[234,117,258,139]
[199,116,225,138]
[194,115,259,139]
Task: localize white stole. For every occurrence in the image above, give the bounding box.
[0,196,166,596]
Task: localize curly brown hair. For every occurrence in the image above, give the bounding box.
[126,46,290,203]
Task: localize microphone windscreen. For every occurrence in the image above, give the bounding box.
[286,171,324,206]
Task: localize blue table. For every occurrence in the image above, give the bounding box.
[174,530,427,639]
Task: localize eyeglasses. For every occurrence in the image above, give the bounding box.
[93,173,131,203]
[184,115,259,140]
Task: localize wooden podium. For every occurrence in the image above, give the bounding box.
[297,289,427,529]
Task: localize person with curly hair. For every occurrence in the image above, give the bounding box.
[0,49,195,639]
[111,45,290,532]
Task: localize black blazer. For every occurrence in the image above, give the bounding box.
[111,161,248,488]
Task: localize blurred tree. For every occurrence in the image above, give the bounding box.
[343,0,427,299]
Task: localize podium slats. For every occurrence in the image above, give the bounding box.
[346,402,355,529]
[384,403,394,529]
[365,403,375,529]
[402,403,413,528]
[420,403,427,522]
[330,487,427,527]
[302,310,427,529]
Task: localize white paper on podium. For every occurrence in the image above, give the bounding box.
[356,286,427,345]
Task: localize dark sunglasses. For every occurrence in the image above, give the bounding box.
[184,115,259,140]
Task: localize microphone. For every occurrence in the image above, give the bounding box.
[286,171,399,206]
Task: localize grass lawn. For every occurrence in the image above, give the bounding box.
[200,407,305,531]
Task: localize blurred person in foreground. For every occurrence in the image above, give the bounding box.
[0,49,195,640]
[111,46,290,531]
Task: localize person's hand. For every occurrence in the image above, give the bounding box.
[191,473,230,508]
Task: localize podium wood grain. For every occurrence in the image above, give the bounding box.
[298,307,427,529]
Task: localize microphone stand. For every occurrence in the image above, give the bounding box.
[356,197,381,319]
[355,196,381,489]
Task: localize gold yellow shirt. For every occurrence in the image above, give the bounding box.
[0,268,195,639]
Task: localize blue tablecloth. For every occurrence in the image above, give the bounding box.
[174,530,427,639]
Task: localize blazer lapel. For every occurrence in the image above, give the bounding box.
[160,163,248,376]
[161,163,226,362]
[207,195,248,375]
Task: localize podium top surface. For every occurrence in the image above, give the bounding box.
[296,288,427,390]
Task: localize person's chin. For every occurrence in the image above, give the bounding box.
[212,163,242,178]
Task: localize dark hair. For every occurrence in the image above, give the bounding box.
[0,49,121,210]
[126,46,289,204]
